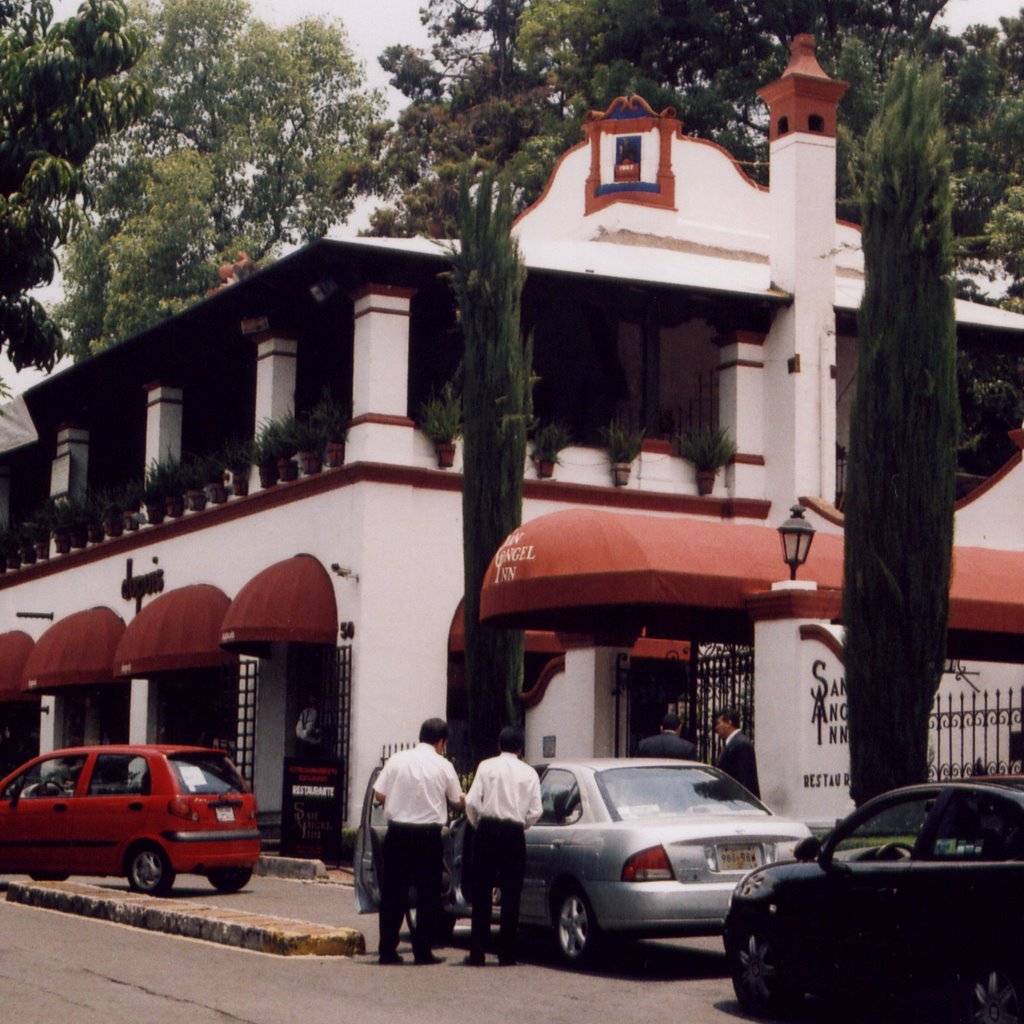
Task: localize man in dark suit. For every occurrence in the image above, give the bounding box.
[638,712,697,759]
[715,707,760,798]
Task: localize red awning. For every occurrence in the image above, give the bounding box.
[479,508,1024,650]
[114,585,236,677]
[22,607,126,692]
[220,554,338,655]
[0,631,35,702]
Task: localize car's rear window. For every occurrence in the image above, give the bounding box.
[595,765,767,820]
[168,753,248,795]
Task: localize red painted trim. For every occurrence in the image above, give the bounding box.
[641,438,673,455]
[799,623,845,662]
[349,413,416,429]
[733,453,765,466]
[717,358,764,372]
[745,588,841,622]
[520,655,565,709]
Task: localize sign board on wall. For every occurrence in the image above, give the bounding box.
[280,758,344,862]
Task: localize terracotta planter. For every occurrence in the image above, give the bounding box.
[258,463,279,489]
[611,462,631,487]
[325,440,346,468]
[124,510,140,532]
[277,457,299,482]
[19,545,36,566]
[185,488,207,512]
[165,494,185,518]
[230,471,250,497]
[696,469,716,496]
[69,527,88,549]
[145,502,165,526]
[535,458,555,479]
[435,441,456,468]
[298,451,322,476]
[87,522,105,544]
[104,516,124,539]
[33,540,50,561]
[204,482,228,505]
[53,532,71,554]
[6,553,20,570]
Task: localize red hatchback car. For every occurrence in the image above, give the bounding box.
[0,745,261,895]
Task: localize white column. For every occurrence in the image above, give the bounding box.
[716,330,766,499]
[254,648,287,816]
[253,334,298,428]
[49,426,90,500]
[39,695,57,753]
[128,678,157,743]
[144,383,183,467]
[347,284,417,465]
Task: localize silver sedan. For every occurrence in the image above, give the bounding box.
[356,757,812,966]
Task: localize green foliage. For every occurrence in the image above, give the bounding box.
[452,168,532,765]
[678,426,737,473]
[843,59,958,806]
[600,419,644,464]
[144,454,185,502]
[418,381,463,444]
[0,0,149,374]
[252,419,294,468]
[530,420,571,464]
[308,388,349,443]
[57,0,383,355]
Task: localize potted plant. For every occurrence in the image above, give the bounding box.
[219,438,252,497]
[530,421,572,479]
[23,506,53,560]
[90,487,126,539]
[142,463,168,524]
[84,494,105,544]
[0,527,18,571]
[678,425,738,496]
[601,419,645,486]
[65,496,91,548]
[119,479,144,532]
[181,455,210,512]
[309,388,349,468]
[252,420,293,487]
[287,414,325,476]
[418,381,462,468]
[146,456,187,518]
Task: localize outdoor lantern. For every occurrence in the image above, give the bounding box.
[777,504,815,580]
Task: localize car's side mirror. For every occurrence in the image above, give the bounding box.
[793,836,821,862]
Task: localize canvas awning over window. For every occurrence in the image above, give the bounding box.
[114,585,236,677]
[0,631,36,702]
[219,554,339,656]
[22,607,126,692]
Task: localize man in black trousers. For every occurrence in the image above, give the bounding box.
[715,706,760,799]
[463,726,542,966]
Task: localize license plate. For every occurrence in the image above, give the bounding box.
[717,844,760,872]
[215,806,235,823]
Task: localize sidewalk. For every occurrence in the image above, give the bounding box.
[4,856,364,957]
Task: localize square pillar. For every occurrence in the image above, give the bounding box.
[144,382,183,467]
[50,425,89,500]
[128,678,158,743]
[253,333,298,428]
[347,284,416,465]
[716,330,766,499]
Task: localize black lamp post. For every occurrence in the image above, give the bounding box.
[778,504,815,581]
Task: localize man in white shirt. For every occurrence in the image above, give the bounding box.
[463,726,542,966]
[373,717,464,965]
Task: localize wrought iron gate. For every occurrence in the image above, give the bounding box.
[220,659,258,785]
[614,642,754,762]
[928,685,1024,780]
[316,645,353,820]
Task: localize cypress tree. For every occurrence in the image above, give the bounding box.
[843,59,958,805]
[450,169,533,766]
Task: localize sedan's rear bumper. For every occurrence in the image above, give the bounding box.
[586,877,737,934]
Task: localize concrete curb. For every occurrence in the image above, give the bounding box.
[256,854,329,881]
[5,881,366,957]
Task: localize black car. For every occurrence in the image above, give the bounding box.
[723,781,1024,1023]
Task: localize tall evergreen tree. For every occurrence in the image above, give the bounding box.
[843,59,958,805]
[450,169,532,765]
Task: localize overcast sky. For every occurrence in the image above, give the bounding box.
[10,0,1022,396]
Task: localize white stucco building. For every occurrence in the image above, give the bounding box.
[1,36,1023,832]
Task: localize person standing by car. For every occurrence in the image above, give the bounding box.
[638,712,697,759]
[373,717,464,965]
[463,726,542,967]
[715,707,760,798]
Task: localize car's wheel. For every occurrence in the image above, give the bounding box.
[126,843,175,896]
[207,867,253,893]
[28,872,69,882]
[962,964,1022,1024]
[553,884,602,966]
[728,916,798,1016]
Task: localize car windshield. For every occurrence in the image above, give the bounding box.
[595,765,767,821]
[168,753,247,795]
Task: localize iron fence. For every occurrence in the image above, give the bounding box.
[928,686,1024,780]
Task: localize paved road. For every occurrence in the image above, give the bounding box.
[0,873,917,1024]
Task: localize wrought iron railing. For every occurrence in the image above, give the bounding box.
[928,686,1024,780]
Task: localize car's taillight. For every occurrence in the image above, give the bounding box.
[167,796,200,821]
[621,845,675,882]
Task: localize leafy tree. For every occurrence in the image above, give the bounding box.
[0,0,148,376]
[57,0,383,355]
[450,169,532,765]
[843,60,958,806]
